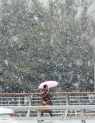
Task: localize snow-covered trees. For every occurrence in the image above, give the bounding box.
[0,0,95,92]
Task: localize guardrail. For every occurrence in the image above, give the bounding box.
[0,92,95,123]
[0,92,95,106]
[2,105,95,123]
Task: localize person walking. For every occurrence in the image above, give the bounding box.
[41,84,53,117]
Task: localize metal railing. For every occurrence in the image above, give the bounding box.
[0,92,95,121]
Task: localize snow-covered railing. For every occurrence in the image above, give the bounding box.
[1,105,95,123]
[0,92,95,122]
[2,105,95,110]
[0,92,95,106]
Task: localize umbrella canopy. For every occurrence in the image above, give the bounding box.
[38,81,59,89]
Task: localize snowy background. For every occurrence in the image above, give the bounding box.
[0,0,95,93]
[0,0,95,122]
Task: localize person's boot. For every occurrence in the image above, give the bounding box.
[49,112,52,117]
[41,112,44,122]
[41,112,43,117]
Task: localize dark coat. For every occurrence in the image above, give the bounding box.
[41,89,52,113]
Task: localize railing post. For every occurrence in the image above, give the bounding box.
[37,110,41,123]
[66,94,69,105]
[65,94,69,117]
[26,95,31,117]
[18,97,20,106]
[81,109,86,123]
[28,95,31,106]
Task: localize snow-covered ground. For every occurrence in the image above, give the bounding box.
[16,120,95,123]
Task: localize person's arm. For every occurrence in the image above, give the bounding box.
[42,91,48,99]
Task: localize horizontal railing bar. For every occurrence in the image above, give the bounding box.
[15,116,95,120]
[0,92,95,96]
[1,105,95,110]
[14,117,78,120]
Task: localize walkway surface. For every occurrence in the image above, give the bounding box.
[16,120,95,123]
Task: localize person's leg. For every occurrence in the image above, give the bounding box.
[41,111,44,122]
[41,111,43,117]
[49,111,52,117]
